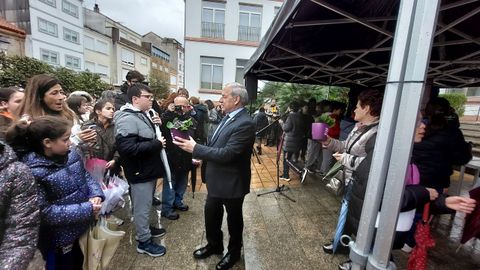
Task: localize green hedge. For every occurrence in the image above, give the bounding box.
[440,93,467,117]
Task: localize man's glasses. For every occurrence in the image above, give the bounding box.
[140,94,154,101]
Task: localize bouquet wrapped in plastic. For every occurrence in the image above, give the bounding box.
[100,173,129,215]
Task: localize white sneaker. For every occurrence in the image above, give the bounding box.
[280,176,291,182]
[401,244,413,253]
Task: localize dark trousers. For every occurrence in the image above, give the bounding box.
[44,240,83,270]
[205,195,245,257]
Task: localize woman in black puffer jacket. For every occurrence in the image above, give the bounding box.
[412,97,472,193]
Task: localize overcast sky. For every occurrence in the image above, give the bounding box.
[83,0,185,43]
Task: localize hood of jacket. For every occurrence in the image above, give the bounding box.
[0,141,17,171]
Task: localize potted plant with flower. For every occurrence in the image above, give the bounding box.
[166,117,194,140]
[312,113,335,141]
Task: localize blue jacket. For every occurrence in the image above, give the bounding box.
[22,150,104,250]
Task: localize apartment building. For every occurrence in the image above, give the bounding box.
[142,32,177,91]
[84,5,151,85]
[184,0,283,100]
[0,18,26,56]
[2,0,85,70]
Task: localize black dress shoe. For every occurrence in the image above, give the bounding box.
[193,245,223,259]
[216,252,240,270]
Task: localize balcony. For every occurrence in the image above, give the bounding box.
[238,25,261,42]
[201,22,225,39]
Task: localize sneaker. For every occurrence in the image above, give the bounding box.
[161,211,180,220]
[150,226,166,238]
[279,176,291,182]
[152,197,162,206]
[401,244,413,253]
[338,260,352,270]
[322,242,349,254]
[137,239,166,257]
[174,204,189,211]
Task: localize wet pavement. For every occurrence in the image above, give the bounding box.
[102,145,480,270]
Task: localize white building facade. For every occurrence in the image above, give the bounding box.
[28,0,84,69]
[184,0,283,101]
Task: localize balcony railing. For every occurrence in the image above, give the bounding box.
[238,25,261,42]
[201,22,225,39]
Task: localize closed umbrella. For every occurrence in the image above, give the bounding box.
[148,110,173,189]
[332,182,353,253]
[408,203,435,270]
[461,186,480,244]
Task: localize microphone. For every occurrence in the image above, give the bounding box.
[148,109,162,139]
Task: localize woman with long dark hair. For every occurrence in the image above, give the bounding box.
[18,74,96,146]
[82,99,119,174]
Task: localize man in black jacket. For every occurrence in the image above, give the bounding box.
[114,83,167,257]
[174,82,255,270]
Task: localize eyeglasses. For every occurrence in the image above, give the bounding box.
[140,94,154,101]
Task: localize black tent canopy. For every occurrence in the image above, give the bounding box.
[244,0,480,88]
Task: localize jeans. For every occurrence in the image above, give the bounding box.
[161,170,189,214]
[282,151,294,178]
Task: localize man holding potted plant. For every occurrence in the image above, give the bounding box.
[161,96,196,220]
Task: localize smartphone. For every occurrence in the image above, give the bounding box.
[81,124,97,130]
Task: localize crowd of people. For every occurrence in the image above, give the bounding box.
[0,69,477,270]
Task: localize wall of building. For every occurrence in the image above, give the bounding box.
[0,29,25,56]
[83,28,111,83]
[184,0,283,100]
[28,0,84,69]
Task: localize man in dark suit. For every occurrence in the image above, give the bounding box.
[173,82,255,270]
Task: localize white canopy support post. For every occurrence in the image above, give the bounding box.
[348,0,441,269]
[367,0,440,269]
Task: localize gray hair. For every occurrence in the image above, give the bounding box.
[225,82,249,106]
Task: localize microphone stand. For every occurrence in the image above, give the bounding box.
[257,131,295,202]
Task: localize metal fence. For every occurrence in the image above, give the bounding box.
[238,25,261,42]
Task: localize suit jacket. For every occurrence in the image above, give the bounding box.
[193,108,255,198]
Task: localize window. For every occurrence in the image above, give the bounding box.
[85,61,95,72]
[63,28,79,44]
[238,4,262,41]
[121,69,131,81]
[40,49,59,65]
[96,40,108,54]
[152,62,158,69]
[62,0,79,17]
[141,57,147,65]
[38,18,58,36]
[179,63,183,72]
[121,49,134,66]
[65,55,80,69]
[96,64,109,77]
[152,46,170,62]
[84,35,94,50]
[235,59,248,84]
[39,0,56,7]
[165,67,169,73]
[170,75,177,85]
[201,56,223,90]
[202,1,225,39]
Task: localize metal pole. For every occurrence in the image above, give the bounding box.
[349,0,441,269]
[349,0,417,268]
[368,0,441,269]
